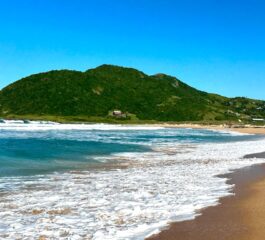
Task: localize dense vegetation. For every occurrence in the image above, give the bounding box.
[0,64,265,123]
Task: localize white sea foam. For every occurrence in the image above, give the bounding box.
[0,121,164,131]
[0,131,265,239]
[206,128,250,136]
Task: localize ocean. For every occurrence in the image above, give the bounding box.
[0,120,265,239]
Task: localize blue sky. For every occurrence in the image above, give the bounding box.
[0,0,264,99]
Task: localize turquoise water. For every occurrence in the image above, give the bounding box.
[0,122,262,177]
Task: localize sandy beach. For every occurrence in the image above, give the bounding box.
[149,123,265,135]
[147,145,265,240]
[229,127,265,135]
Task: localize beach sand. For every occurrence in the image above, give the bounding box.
[229,127,265,135]
[147,154,265,240]
[147,123,265,135]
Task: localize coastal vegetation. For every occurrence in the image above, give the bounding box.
[0,64,265,123]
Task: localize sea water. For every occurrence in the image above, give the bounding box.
[0,121,265,239]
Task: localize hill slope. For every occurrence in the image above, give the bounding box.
[0,65,264,122]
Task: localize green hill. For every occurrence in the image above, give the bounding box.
[0,64,264,123]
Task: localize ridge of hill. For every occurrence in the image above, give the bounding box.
[0,64,264,123]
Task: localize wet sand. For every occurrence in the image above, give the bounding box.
[245,152,265,159]
[147,154,265,240]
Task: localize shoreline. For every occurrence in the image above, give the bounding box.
[1,118,265,135]
[150,123,265,135]
[147,155,265,240]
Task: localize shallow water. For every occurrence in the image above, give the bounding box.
[0,121,265,239]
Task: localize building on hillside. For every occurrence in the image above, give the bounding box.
[112,110,127,118]
[112,110,122,116]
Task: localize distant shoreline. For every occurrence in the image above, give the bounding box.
[1,117,265,134]
[159,123,265,135]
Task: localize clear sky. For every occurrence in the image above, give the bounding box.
[0,0,264,99]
